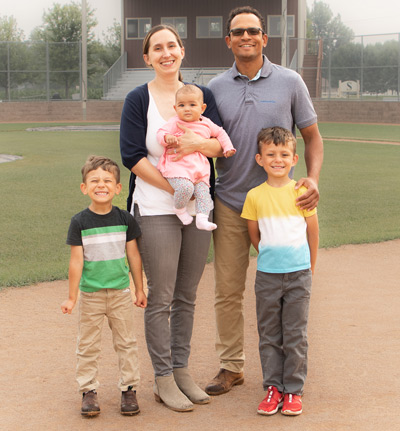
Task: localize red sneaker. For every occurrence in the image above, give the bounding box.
[257,386,283,416]
[281,393,303,416]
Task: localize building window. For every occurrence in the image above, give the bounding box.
[126,18,152,39]
[267,15,295,37]
[196,16,223,38]
[161,17,187,39]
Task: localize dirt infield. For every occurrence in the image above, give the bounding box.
[1,240,399,431]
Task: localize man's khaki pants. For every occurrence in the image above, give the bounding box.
[213,197,251,373]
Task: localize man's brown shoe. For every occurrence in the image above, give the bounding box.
[121,387,140,415]
[205,369,244,395]
[81,390,100,416]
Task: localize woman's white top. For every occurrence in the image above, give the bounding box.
[131,89,196,216]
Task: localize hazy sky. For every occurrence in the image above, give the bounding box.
[1,0,399,40]
[1,0,121,40]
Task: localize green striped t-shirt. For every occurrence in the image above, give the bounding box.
[66,206,141,292]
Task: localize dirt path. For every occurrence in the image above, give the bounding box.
[1,240,400,431]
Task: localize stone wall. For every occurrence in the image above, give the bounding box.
[312,100,400,124]
[0,100,399,124]
[0,101,124,123]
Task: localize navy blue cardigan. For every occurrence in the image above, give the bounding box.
[120,83,221,212]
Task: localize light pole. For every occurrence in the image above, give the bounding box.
[82,0,87,118]
[120,0,124,56]
[281,0,287,67]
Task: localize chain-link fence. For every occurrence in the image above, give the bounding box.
[0,41,105,101]
[0,41,81,101]
[1,35,399,101]
[280,32,400,100]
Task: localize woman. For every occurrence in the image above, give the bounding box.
[119,25,223,412]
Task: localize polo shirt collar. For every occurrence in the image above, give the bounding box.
[231,55,273,81]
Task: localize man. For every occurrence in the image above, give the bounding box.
[205,6,323,396]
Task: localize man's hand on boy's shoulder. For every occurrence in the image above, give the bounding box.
[295,177,319,211]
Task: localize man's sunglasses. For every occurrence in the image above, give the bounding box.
[228,27,264,37]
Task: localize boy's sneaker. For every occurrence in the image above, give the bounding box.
[257,386,283,416]
[281,393,303,416]
[121,386,140,415]
[81,390,100,416]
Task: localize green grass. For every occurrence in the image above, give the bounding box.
[0,122,119,133]
[317,122,400,142]
[1,121,400,287]
[296,138,400,247]
[1,125,129,287]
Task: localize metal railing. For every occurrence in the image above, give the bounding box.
[103,52,127,97]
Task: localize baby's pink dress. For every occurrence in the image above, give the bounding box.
[157,115,234,186]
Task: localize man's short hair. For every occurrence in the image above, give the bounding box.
[81,155,120,183]
[226,6,266,35]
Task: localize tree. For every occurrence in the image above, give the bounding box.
[102,20,122,65]
[0,16,28,100]
[363,41,399,94]
[330,43,362,87]
[86,20,122,99]
[308,1,354,47]
[329,39,399,95]
[31,2,97,43]
[0,15,25,41]
[308,1,354,57]
[377,40,399,94]
[92,20,122,72]
[31,2,97,99]
[308,1,355,83]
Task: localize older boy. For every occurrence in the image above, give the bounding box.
[241,127,319,416]
[61,156,147,417]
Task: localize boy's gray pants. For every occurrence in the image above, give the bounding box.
[255,269,312,395]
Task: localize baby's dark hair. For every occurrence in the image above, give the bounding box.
[81,155,120,183]
[175,84,203,103]
[257,127,297,154]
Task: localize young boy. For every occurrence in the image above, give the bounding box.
[61,156,147,417]
[241,127,319,416]
[157,84,235,231]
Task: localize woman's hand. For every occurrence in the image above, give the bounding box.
[131,158,174,195]
[165,124,201,160]
[167,123,223,160]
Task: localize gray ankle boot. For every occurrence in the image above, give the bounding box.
[154,375,194,412]
[173,368,211,404]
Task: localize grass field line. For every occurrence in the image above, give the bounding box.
[297,136,400,145]
[323,138,400,145]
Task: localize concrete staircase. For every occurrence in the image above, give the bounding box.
[301,39,323,98]
[103,68,228,100]
[102,69,154,100]
[301,54,319,98]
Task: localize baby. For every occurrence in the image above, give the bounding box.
[157,84,235,231]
